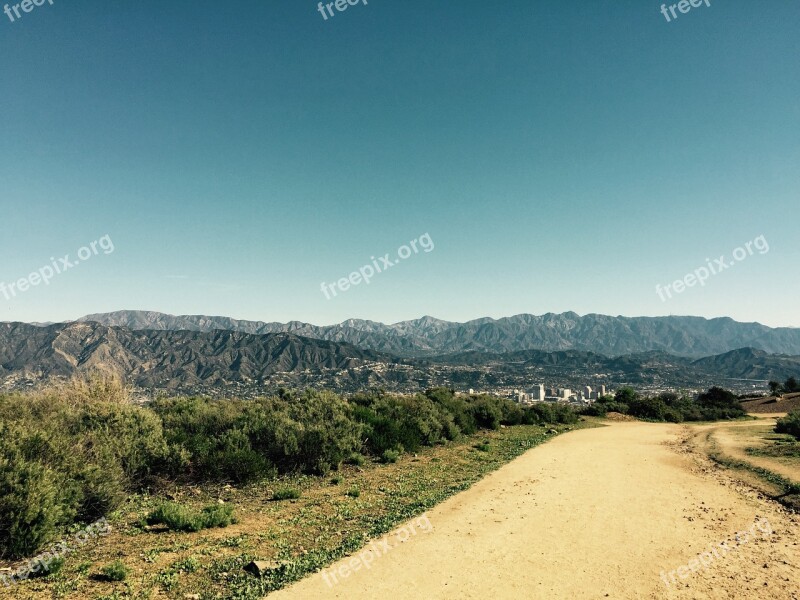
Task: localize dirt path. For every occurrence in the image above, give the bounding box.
[270,422,799,599]
[695,416,800,484]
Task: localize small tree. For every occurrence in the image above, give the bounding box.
[696,387,740,410]
[614,387,638,405]
[769,381,782,396]
[775,410,800,440]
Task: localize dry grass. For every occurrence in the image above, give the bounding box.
[39,371,133,407]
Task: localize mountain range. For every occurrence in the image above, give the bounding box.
[2,312,799,393]
[0,322,388,390]
[78,310,800,358]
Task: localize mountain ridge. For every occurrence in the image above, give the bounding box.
[3,321,799,394]
[68,310,800,359]
[0,322,391,390]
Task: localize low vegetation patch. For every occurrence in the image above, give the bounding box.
[746,443,800,459]
[704,433,800,510]
[147,501,236,532]
[381,449,401,463]
[0,377,579,562]
[473,441,491,452]
[775,410,800,440]
[1,419,590,600]
[271,487,301,501]
[99,560,129,582]
[581,386,747,423]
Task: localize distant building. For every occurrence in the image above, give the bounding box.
[530,384,545,401]
[597,385,607,398]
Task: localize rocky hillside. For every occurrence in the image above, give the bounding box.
[0,322,390,389]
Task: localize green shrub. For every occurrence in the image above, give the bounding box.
[100,560,129,582]
[346,452,366,466]
[154,390,361,482]
[425,388,477,435]
[355,394,454,454]
[153,397,276,483]
[530,402,558,422]
[271,487,301,501]
[28,555,65,579]
[381,449,400,463]
[4,381,595,560]
[345,487,360,498]
[146,501,236,532]
[552,404,579,424]
[250,390,363,475]
[330,476,342,485]
[776,410,800,440]
[201,503,236,528]
[147,502,204,532]
[0,442,72,559]
[695,387,745,419]
[470,397,502,430]
[0,376,171,558]
[627,397,669,421]
[580,388,744,423]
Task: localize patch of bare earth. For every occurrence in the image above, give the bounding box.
[707,418,800,484]
[742,393,800,415]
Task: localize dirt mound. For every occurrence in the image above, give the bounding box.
[741,392,800,414]
[605,411,637,421]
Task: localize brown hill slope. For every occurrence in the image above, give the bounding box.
[741,392,800,414]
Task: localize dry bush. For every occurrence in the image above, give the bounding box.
[41,371,132,407]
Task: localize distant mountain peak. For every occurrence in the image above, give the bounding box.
[63,310,800,359]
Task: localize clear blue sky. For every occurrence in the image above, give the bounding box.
[1,0,798,327]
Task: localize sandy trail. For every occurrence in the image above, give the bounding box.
[271,422,799,599]
[697,417,800,484]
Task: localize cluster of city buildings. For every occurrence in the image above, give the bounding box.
[512,384,608,405]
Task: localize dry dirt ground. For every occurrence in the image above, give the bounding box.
[270,421,799,600]
[693,417,800,484]
[742,393,800,414]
